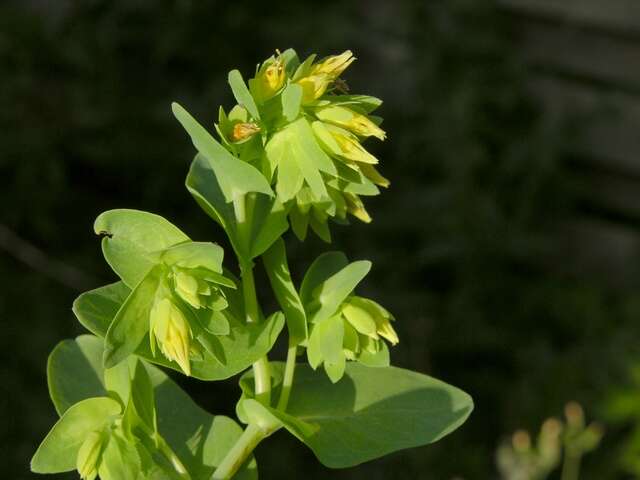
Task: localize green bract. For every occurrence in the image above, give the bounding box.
[174,48,389,244]
[32,49,473,480]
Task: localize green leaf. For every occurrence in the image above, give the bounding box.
[265,118,335,201]
[306,260,372,324]
[186,153,288,261]
[98,430,141,480]
[104,265,163,369]
[299,251,348,306]
[240,362,474,468]
[144,312,285,380]
[161,241,224,273]
[281,83,303,122]
[47,336,109,415]
[104,360,132,408]
[358,341,390,367]
[228,70,260,120]
[75,277,285,379]
[131,360,157,432]
[73,281,131,338]
[173,103,272,202]
[262,239,308,344]
[45,336,258,479]
[31,397,121,474]
[94,209,189,288]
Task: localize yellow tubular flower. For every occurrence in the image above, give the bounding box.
[345,193,372,223]
[360,163,390,188]
[297,74,331,103]
[311,50,355,78]
[350,296,399,345]
[76,431,104,480]
[315,105,386,140]
[231,122,261,142]
[150,298,192,375]
[255,57,285,100]
[330,129,379,164]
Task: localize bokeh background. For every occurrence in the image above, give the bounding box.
[4,0,640,478]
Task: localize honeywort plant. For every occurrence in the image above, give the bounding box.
[30,49,473,479]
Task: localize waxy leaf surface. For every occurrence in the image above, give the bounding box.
[46,335,257,479]
[239,362,473,468]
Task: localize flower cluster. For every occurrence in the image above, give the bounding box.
[149,263,232,375]
[307,293,398,382]
[216,49,389,241]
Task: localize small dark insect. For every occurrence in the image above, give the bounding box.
[333,78,350,94]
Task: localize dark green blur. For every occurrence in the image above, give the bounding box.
[2,1,640,479]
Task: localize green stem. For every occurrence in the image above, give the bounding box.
[276,343,298,411]
[560,450,582,480]
[157,436,191,480]
[211,424,265,480]
[240,262,271,404]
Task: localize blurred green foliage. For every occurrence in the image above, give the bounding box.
[4,0,640,479]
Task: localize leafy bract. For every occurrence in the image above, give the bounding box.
[74,282,285,380]
[228,70,260,120]
[186,152,288,261]
[262,239,307,344]
[281,83,303,122]
[94,209,189,288]
[104,264,164,369]
[45,336,257,479]
[301,252,372,324]
[265,117,336,202]
[172,102,272,202]
[31,397,121,474]
[239,362,473,468]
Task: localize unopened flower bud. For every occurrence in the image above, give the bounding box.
[310,50,355,78]
[297,74,331,103]
[150,298,193,375]
[231,122,261,142]
[330,129,379,165]
[254,57,286,100]
[76,431,104,480]
[315,105,386,140]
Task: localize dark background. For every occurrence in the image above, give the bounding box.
[3,1,640,478]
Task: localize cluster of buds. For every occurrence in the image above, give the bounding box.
[149,264,233,376]
[340,295,398,361]
[215,49,389,242]
[307,294,398,383]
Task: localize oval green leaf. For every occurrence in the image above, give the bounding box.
[94,209,189,288]
[240,362,473,468]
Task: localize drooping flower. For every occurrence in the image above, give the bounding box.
[149,296,193,375]
[76,431,105,480]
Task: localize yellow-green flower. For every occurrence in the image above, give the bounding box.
[76,431,104,480]
[250,53,286,102]
[341,296,399,346]
[297,74,332,103]
[230,122,261,142]
[310,50,355,78]
[149,297,193,375]
[314,105,386,140]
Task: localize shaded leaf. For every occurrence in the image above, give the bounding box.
[240,362,473,468]
[94,209,189,288]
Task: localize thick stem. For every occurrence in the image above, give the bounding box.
[276,343,298,411]
[211,424,265,480]
[560,450,581,480]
